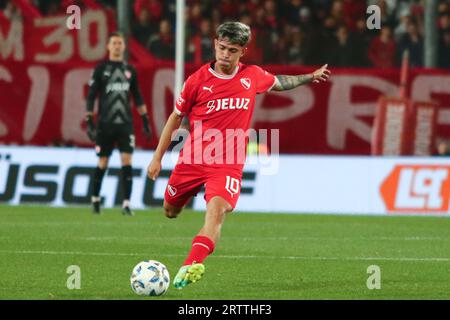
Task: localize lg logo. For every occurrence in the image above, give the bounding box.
[396,168,448,209]
[381,165,450,213]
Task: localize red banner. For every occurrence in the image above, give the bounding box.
[1,11,450,154]
[1,63,449,154]
[0,9,118,64]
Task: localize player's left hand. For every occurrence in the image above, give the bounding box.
[141,114,152,141]
[143,125,152,141]
[87,128,96,142]
[147,158,161,181]
[85,114,97,142]
[312,64,331,83]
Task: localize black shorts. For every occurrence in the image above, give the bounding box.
[95,124,135,157]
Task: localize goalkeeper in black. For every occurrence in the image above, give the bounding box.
[85,31,152,216]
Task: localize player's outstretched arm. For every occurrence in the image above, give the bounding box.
[272,64,331,91]
[147,111,183,180]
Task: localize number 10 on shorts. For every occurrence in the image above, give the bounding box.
[225,176,240,197]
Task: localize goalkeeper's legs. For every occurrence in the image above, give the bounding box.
[120,152,134,216]
[91,156,109,214]
[174,196,232,289]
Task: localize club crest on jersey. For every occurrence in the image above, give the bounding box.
[240,78,251,90]
[167,185,177,196]
[124,70,132,79]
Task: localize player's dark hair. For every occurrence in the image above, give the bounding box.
[216,21,251,47]
[108,31,125,42]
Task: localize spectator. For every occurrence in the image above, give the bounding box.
[274,34,289,64]
[368,25,397,68]
[190,18,214,64]
[434,141,450,156]
[438,1,450,15]
[397,21,423,67]
[329,25,357,67]
[286,28,308,65]
[132,8,158,46]
[371,0,397,28]
[352,17,372,67]
[238,13,268,64]
[439,12,450,31]
[328,0,345,27]
[146,19,175,60]
[134,0,163,23]
[342,0,365,32]
[243,7,265,64]
[220,0,238,19]
[126,0,450,68]
[439,28,450,68]
[394,9,412,40]
[284,0,310,26]
[210,7,222,33]
[298,6,314,33]
[393,0,413,20]
[188,2,203,36]
[245,0,261,13]
[264,0,277,30]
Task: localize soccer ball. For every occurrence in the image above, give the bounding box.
[130,260,170,296]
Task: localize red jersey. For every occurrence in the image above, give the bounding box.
[174,62,276,171]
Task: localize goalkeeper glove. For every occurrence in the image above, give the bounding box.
[86,114,96,142]
[141,113,152,140]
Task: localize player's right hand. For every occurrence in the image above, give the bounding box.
[86,114,97,142]
[87,128,96,142]
[312,64,331,83]
[143,125,152,141]
[147,159,161,181]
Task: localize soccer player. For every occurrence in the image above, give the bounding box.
[147,22,330,288]
[86,31,152,216]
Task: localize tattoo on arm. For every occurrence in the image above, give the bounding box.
[273,74,314,91]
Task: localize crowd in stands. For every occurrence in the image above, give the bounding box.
[129,0,450,68]
[1,0,449,68]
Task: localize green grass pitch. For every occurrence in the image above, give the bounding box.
[0,205,449,300]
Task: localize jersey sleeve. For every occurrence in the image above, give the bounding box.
[130,67,144,107]
[86,63,103,112]
[253,66,277,94]
[174,76,196,116]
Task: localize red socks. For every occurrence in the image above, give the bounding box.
[183,235,215,266]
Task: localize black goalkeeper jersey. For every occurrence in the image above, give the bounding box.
[86,60,144,126]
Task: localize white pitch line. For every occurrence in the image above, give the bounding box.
[0,250,448,262]
[1,236,448,241]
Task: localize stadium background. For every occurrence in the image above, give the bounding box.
[1,0,449,154]
[0,0,450,301]
[1,0,449,214]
